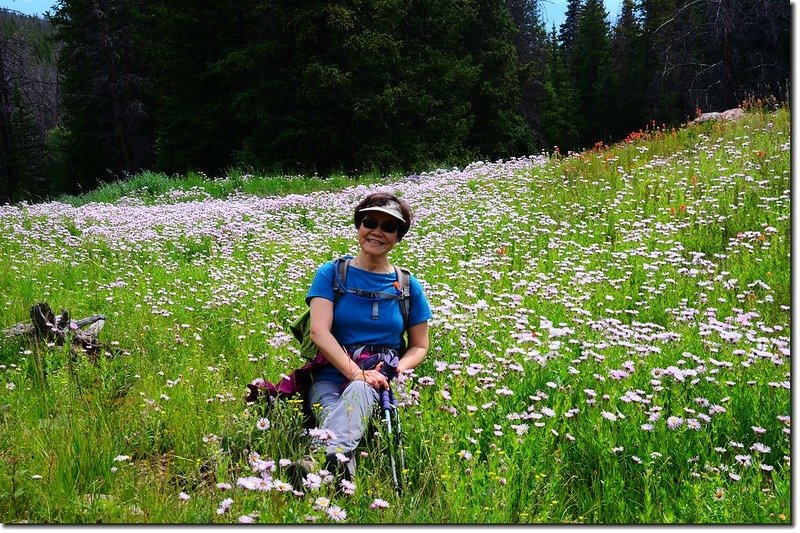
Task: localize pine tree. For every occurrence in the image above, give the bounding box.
[146,0,248,175]
[0,20,18,201]
[231,0,486,175]
[505,0,549,147]
[609,0,647,138]
[541,25,578,151]
[51,0,154,191]
[641,0,789,119]
[505,0,544,64]
[638,0,681,121]
[465,0,534,159]
[570,0,614,145]
[558,0,582,63]
[9,87,48,198]
[345,0,477,172]
[344,0,408,172]
[0,10,59,202]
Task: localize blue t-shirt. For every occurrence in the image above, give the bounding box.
[306,259,432,383]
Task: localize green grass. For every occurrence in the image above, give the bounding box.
[55,168,412,207]
[0,107,790,524]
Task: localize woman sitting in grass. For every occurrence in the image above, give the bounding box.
[301,192,431,481]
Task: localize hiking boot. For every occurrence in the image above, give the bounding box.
[286,455,318,491]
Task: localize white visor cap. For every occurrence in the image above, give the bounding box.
[358,200,406,224]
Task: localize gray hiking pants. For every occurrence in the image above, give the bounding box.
[308,379,379,466]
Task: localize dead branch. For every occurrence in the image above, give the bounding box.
[3,302,108,360]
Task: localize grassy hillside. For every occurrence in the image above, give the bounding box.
[0,106,790,523]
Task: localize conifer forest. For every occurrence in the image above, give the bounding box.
[0,0,790,203]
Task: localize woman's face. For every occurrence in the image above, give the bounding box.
[357,211,400,257]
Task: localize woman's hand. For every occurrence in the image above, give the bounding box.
[357,365,389,390]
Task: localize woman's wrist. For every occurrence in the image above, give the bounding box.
[350,368,366,381]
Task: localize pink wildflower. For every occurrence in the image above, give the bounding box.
[371,498,390,509]
[326,506,347,521]
[273,480,292,492]
[340,479,356,495]
[313,497,330,510]
[216,497,234,514]
[666,416,683,429]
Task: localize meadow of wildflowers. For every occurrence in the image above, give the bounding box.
[0,107,790,523]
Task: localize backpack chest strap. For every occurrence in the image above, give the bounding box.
[334,256,411,324]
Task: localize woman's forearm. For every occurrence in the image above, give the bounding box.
[310,329,389,388]
[397,345,427,374]
[398,321,429,374]
[310,329,361,379]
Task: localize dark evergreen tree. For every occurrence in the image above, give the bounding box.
[643,0,790,119]
[505,0,544,64]
[0,17,18,201]
[0,10,59,202]
[609,0,647,138]
[348,0,477,172]
[505,0,549,147]
[342,0,408,172]
[50,0,154,191]
[541,25,579,151]
[219,0,365,174]
[558,0,582,63]
[639,0,682,121]
[9,88,49,198]
[465,0,534,159]
[570,0,614,145]
[231,0,491,175]
[147,0,248,175]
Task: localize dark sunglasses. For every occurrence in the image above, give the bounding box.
[361,218,399,233]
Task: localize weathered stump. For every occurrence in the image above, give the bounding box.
[3,302,107,360]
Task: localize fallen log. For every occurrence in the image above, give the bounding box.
[3,302,107,360]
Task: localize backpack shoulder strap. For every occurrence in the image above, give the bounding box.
[332,256,351,302]
[393,265,411,332]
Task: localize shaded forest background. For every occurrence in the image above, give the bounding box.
[0,0,790,204]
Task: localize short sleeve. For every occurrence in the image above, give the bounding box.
[408,275,432,327]
[305,261,337,305]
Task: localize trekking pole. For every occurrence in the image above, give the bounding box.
[389,387,405,489]
[378,349,404,492]
[380,387,401,492]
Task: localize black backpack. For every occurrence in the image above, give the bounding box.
[289,256,412,359]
